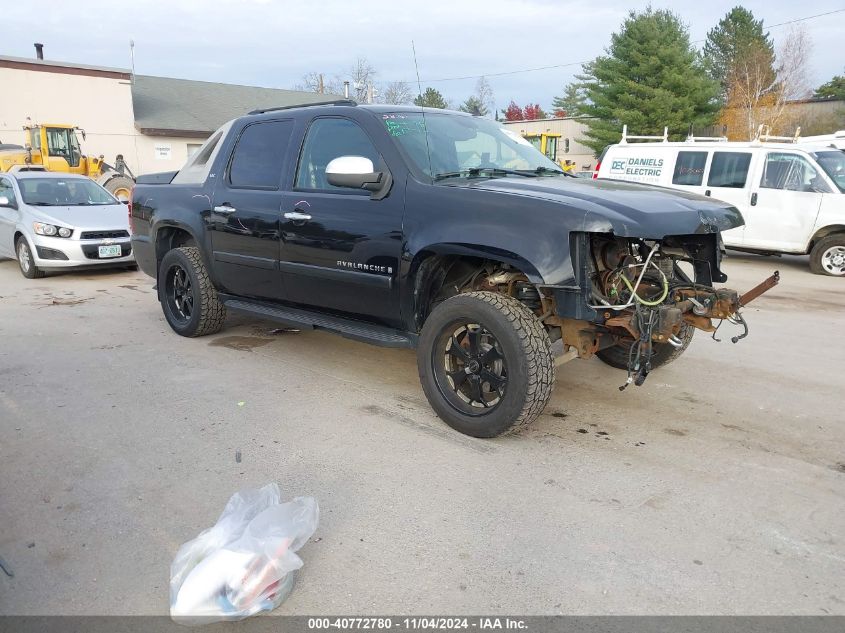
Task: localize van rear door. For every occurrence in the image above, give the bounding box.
[741,151,826,253]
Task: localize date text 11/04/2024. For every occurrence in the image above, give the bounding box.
[307,617,528,630]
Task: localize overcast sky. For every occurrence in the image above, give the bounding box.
[4,1,844,112]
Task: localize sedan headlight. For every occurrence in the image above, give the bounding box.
[33,222,72,238]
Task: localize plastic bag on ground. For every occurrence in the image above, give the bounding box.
[170,483,319,625]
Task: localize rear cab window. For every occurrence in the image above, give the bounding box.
[707,151,752,188]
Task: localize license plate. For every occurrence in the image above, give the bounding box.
[98,245,122,258]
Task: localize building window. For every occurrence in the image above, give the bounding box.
[564,138,570,154]
[186,143,203,160]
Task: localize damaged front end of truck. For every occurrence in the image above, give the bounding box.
[541,230,779,389]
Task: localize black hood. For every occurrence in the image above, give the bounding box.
[453,175,745,238]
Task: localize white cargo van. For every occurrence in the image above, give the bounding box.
[594,128,845,276]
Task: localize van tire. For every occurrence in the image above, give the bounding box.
[809,235,845,277]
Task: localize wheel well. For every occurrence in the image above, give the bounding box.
[809,226,845,251]
[14,230,24,245]
[155,227,197,264]
[411,253,542,330]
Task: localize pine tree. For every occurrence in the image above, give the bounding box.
[579,8,718,155]
[703,7,775,102]
[413,87,448,109]
[815,71,845,100]
[460,96,488,116]
[552,82,586,117]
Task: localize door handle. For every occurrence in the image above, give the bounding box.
[213,204,236,214]
[704,189,711,197]
[284,211,312,222]
[750,192,758,206]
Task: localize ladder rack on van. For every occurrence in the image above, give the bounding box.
[619,125,668,144]
[754,124,802,144]
[619,126,729,144]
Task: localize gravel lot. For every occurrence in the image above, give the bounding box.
[0,252,843,615]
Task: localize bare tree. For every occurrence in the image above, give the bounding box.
[474,76,495,117]
[295,71,343,96]
[380,81,413,105]
[349,58,377,102]
[719,26,813,139]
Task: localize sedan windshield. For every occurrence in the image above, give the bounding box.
[383,112,564,180]
[19,177,119,206]
[813,150,845,193]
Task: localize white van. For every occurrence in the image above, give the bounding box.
[594,130,845,276]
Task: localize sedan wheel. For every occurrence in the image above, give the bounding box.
[16,237,44,279]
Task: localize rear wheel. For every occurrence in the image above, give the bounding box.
[16,237,44,279]
[596,322,694,370]
[810,235,845,276]
[159,246,226,337]
[417,291,555,438]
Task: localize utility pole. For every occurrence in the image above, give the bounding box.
[343,81,350,99]
[318,73,324,94]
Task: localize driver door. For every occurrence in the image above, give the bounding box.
[279,116,403,325]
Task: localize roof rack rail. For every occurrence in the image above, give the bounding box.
[685,133,728,142]
[619,124,668,144]
[754,124,801,144]
[248,99,357,115]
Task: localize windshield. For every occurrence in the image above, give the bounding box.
[813,150,845,193]
[19,177,119,206]
[383,112,563,179]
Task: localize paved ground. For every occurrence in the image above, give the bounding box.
[0,252,843,616]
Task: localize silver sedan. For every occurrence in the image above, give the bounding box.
[0,171,134,278]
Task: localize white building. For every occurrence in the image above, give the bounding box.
[502,117,596,172]
[0,52,339,175]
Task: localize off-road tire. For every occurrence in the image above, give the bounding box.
[809,235,845,276]
[159,246,226,337]
[104,175,135,201]
[596,322,695,370]
[417,291,555,438]
[16,236,45,279]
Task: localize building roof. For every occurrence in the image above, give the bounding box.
[131,75,343,136]
[0,55,130,80]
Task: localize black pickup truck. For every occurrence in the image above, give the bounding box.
[130,101,777,438]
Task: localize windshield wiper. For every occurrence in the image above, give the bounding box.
[28,202,57,206]
[514,166,574,177]
[434,167,538,181]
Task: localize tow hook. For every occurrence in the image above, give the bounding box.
[739,270,780,307]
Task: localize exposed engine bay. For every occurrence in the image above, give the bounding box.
[582,233,779,388]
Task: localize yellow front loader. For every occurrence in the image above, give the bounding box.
[0,123,135,200]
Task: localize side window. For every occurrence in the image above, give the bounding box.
[761,152,831,193]
[0,177,16,204]
[228,120,293,189]
[672,151,707,186]
[295,118,381,190]
[707,152,752,188]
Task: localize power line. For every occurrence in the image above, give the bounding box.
[411,7,845,84]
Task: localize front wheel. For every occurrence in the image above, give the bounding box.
[810,235,845,276]
[17,237,45,279]
[159,246,226,337]
[417,291,555,438]
[596,321,695,370]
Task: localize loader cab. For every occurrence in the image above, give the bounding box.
[27,125,85,172]
[523,133,560,162]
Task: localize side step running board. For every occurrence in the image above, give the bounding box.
[223,298,416,349]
